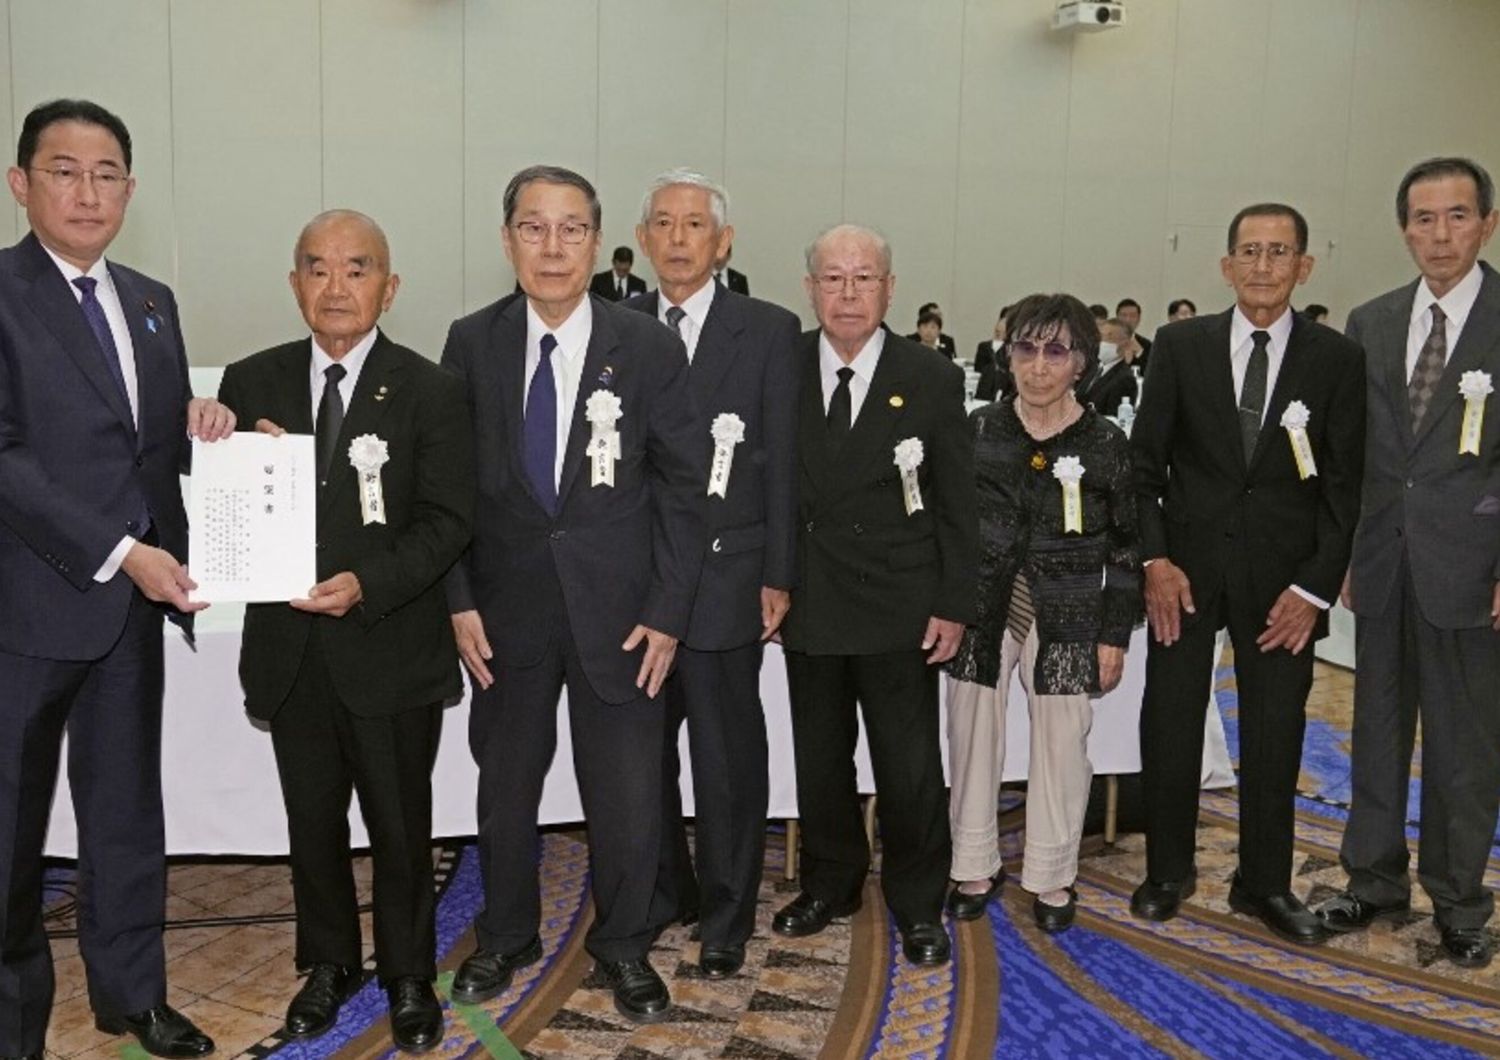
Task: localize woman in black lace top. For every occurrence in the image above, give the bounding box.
[943,293,1142,933]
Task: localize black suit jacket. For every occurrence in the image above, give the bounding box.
[217,333,475,720]
[443,293,706,703]
[973,339,1012,401]
[1082,361,1139,419]
[0,232,193,660]
[591,270,647,302]
[782,330,978,655]
[1131,308,1365,632]
[905,331,957,359]
[719,267,750,296]
[1347,262,1500,627]
[623,286,800,650]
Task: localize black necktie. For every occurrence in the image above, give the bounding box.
[1239,330,1270,461]
[827,366,854,443]
[316,362,347,485]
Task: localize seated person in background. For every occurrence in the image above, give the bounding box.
[590,245,647,301]
[1303,303,1329,324]
[975,304,1015,402]
[1167,298,1197,321]
[906,300,957,356]
[945,292,1141,932]
[913,307,949,356]
[1081,317,1140,418]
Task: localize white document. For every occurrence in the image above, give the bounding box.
[189,433,316,603]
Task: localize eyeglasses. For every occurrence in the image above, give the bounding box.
[1008,339,1076,365]
[511,220,594,244]
[813,273,887,294]
[30,165,129,197]
[1230,242,1299,266]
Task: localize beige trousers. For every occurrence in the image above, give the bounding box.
[946,625,1094,894]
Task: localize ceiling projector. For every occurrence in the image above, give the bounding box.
[1052,2,1126,33]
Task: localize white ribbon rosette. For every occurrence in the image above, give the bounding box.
[1459,371,1492,456]
[347,434,390,525]
[1280,400,1318,479]
[585,389,623,487]
[707,412,745,498]
[893,437,925,515]
[1051,455,1085,534]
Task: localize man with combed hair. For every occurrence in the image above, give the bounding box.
[216,210,474,1050]
[623,168,799,979]
[1318,157,1500,969]
[774,223,978,967]
[0,97,234,1060]
[443,165,704,1022]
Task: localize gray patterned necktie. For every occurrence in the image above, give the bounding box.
[1239,330,1270,461]
[1409,305,1447,430]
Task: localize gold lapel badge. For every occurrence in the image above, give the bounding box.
[889,394,904,408]
[1030,451,1048,471]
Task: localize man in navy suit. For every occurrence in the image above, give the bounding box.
[0,99,234,1059]
[623,169,799,979]
[442,166,704,1023]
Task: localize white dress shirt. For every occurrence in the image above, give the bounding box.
[819,327,886,423]
[658,278,716,363]
[524,297,592,487]
[42,246,146,584]
[309,327,378,417]
[1407,261,1484,381]
[1229,305,1295,427]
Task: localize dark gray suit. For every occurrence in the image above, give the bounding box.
[1343,261,1500,929]
[623,285,800,949]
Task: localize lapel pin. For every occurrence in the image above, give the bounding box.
[143,299,159,333]
[889,394,904,408]
[374,385,389,402]
[598,365,616,388]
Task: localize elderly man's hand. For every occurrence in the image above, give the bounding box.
[452,610,494,689]
[923,616,964,664]
[122,543,207,614]
[624,624,678,698]
[760,587,791,641]
[187,397,236,441]
[1098,644,1125,692]
[1491,582,1500,632]
[291,572,363,618]
[1256,588,1319,654]
[1144,559,1195,646]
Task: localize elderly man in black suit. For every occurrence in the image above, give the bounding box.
[774,224,978,966]
[216,210,475,1051]
[623,169,799,979]
[0,99,234,1060]
[442,166,705,1023]
[1318,157,1500,968]
[1130,203,1364,945]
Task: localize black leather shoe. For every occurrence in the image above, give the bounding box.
[900,922,951,966]
[95,1005,215,1058]
[1227,879,1329,946]
[1130,873,1197,922]
[284,964,360,1039]
[1316,891,1411,934]
[596,959,672,1023]
[1439,924,1494,969]
[772,892,860,938]
[698,944,745,979]
[386,977,442,1053]
[451,936,543,1004]
[946,874,1004,921]
[1,1052,43,1059]
[1033,889,1078,934]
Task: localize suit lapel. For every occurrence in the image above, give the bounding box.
[321,333,401,525]
[17,235,136,435]
[1415,265,1500,446]
[489,296,537,508]
[796,334,836,495]
[688,287,740,408]
[277,340,316,436]
[832,336,911,494]
[1199,310,1245,471]
[109,266,161,450]
[557,299,621,507]
[1380,282,1419,451]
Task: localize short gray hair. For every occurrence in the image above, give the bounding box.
[805,223,893,275]
[293,209,391,270]
[639,167,729,228]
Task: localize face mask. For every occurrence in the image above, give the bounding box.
[1097,341,1120,367]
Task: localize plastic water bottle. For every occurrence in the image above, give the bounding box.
[1116,395,1135,434]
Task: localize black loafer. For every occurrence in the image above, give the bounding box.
[1227,878,1329,946]
[285,963,360,1039]
[95,1005,215,1058]
[1129,872,1197,922]
[1439,924,1494,969]
[900,922,951,966]
[772,892,860,938]
[1033,889,1078,934]
[386,977,442,1053]
[451,936,543,1004]
[596,958,672,1023]
[698,944,745,979]
[1316,891,1411,934]
[946,874,1004,921]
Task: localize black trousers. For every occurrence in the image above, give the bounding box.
[1342,564,1500,929]
[0,592,166,1055]
[469,619,663,963]
[782,648,950,930]
[651,641,769,948]
[269,627,442,982]
[1140,581,1313,897]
